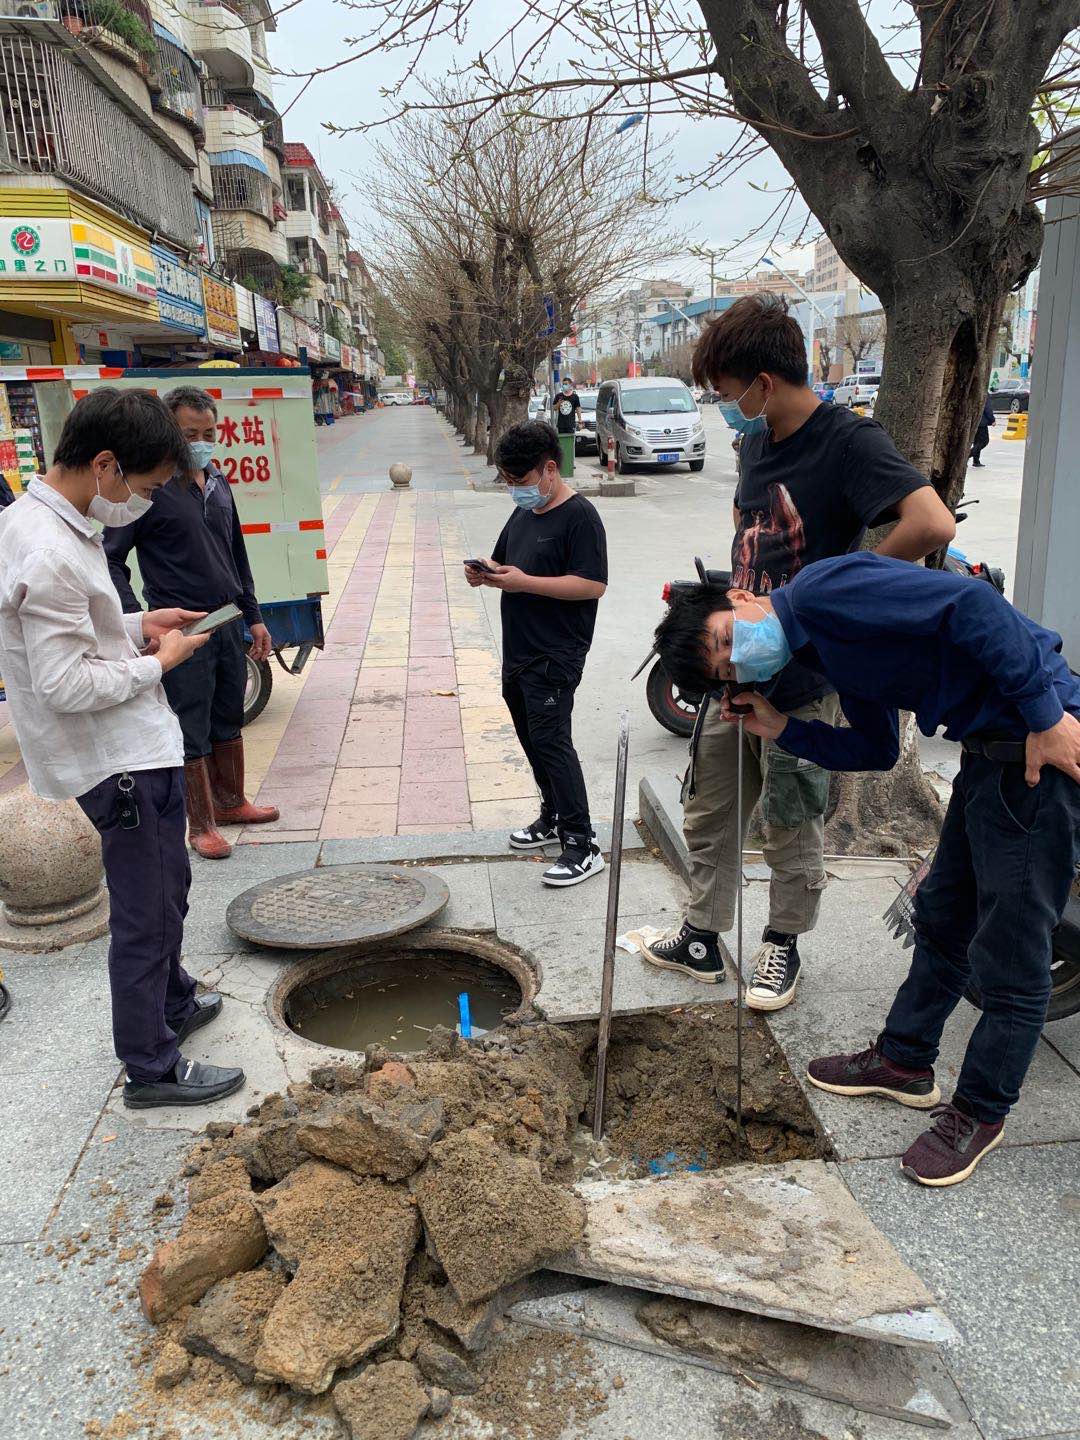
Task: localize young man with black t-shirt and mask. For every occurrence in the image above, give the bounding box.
[553,378,581,436]
[640,294,955,1009]
[465,421,608,887]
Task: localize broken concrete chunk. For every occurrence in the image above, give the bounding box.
[415,1338,480,1395]
[139,1191,268,1324]
[152,1340,191,1390]
[186,1154,251,1207]
[253,1167,421,1392]
[227,1117,312,1185]
[367,1061,417,1100]
[411,1126,586,1306]
[333,1360,430,1440]
[296,1096,444,1181]
[180,1268,286,1384]
[427,1385,452,1419]
[421,1279,506,1352]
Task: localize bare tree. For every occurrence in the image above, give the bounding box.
[837,313,886,371]
[295,2,1080,851]
[817,338,833,382]
[366,95,675,462]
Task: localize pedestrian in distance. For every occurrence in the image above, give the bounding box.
[553,377,581,439]
[653,552,1080,1187]
[465,420,608,887]
[642,294,954,1011]
[104,387,279,860]
[0,388,245,1109]
[970,397,995,467]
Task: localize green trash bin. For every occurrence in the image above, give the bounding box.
[557,432,575,478]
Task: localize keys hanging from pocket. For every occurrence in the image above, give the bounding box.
[116,772,140,831]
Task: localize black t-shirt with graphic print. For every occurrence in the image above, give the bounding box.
[553,390,581,433]
[733,403,930,711]
[492,492,607,679]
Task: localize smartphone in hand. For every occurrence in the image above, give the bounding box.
[463,559,495,572]
[181,602,242,637]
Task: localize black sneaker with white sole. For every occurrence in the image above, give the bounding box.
[541,835,605,887]
[509,814,559,850]
[746,929,801,1011]
[641,921,726,983]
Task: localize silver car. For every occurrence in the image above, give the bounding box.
[575,389,599,454]
[594,377,706,473]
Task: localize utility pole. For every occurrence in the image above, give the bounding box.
[709,253,716,304]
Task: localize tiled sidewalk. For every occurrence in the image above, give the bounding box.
[246,488,535,842]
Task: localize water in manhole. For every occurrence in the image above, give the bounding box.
[282,946,525,1052]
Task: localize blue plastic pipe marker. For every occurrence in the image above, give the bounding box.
[458,992,472,1039]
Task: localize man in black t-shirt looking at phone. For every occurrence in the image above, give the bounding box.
[465,421,608,887]
[640,295,955,1009]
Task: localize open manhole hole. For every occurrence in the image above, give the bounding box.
[269,931,537,1053]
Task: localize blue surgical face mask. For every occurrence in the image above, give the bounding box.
[718,378,768,436]
[731,605,792,681]
[511,483,545,511]
[189,440,216,471]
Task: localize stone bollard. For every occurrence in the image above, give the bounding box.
[0,784,110,951]
[389,463,412,489]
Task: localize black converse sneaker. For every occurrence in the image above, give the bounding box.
[746,929,801,1011]
[541,835,605,887]
[509,814,559,851]
[641,922,726,983]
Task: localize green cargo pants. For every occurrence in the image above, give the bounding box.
[681,693,840,936]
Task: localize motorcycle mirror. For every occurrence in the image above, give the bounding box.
[694,556,708,584]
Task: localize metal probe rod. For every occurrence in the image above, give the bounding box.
[735,713,745,1149]
[593,710,630,1141]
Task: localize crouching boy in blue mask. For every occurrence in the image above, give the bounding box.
[654,552,1080,1188]
[465,421,608,888]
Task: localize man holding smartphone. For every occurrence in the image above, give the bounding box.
[105,387,277,859]
[466,420,608,887]
[0,388,245,1108]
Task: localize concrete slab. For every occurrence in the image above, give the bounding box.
[424,861,496,933]
[1045,1007,1080,1071]
[48,1121,193,1242]
[550,1164,958,1348]
[0,947,114,1080]
[501,912,738,1022]
[842,1143,1080,1440]
[489,853,686,930]
[0,1069,112,1243]
[768,987,1080,1160]
[510,1284,963,1429]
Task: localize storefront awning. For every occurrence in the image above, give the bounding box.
[207,150,271,177]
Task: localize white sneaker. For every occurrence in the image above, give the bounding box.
[541,838,605,888]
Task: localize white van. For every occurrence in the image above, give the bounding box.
[833,373,881,408]
[594,377,706,473]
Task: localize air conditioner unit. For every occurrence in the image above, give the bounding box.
[12,2,57,17]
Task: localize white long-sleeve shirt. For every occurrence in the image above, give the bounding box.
[0,479,183,800]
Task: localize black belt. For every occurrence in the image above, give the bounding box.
[961,735,1027,764]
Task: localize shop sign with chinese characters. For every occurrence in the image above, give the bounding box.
[202,272,242,348]
[253,293,279,353]
[214,409,275,487]
[152,244,206,334]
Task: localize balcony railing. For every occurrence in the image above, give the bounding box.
[210,160,272,220]
[152,30,203,132]
[0,31,196,244]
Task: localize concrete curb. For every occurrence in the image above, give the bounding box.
[639,772,690,883]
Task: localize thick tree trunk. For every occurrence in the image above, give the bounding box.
[484,392,503,466]
[487,386,530,460]
[471,400,488,455]
[825,714,944,857]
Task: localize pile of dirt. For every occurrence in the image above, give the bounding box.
[137,1009,823,1439]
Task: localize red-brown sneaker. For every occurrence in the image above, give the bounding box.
[901,1103,1004,1187]
[806,1040,940,1108]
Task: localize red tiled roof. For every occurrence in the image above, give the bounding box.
[283,142,317,167]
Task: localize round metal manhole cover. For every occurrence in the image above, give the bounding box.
[226,864,450,949]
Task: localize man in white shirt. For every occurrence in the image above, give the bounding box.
[0,388,246,1109]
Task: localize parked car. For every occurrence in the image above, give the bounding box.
[988,379,1030,413]
[833,372,881,408]
[528,394,549,422]
[593,376,707,473]
[381,390,413,406]
[812,381,835,402]
[575,389,599,454]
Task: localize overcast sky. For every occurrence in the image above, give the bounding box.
[266,3,902,293]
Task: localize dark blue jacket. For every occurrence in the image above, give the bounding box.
[772,553,1080,771]
[104,463,261,626]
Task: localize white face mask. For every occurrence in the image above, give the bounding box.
[87,462,153,527]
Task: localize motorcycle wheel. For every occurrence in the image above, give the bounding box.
[243,656,273,727]
[646,659,701,738]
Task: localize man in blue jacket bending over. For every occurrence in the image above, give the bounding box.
[654,552,1080,1188]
